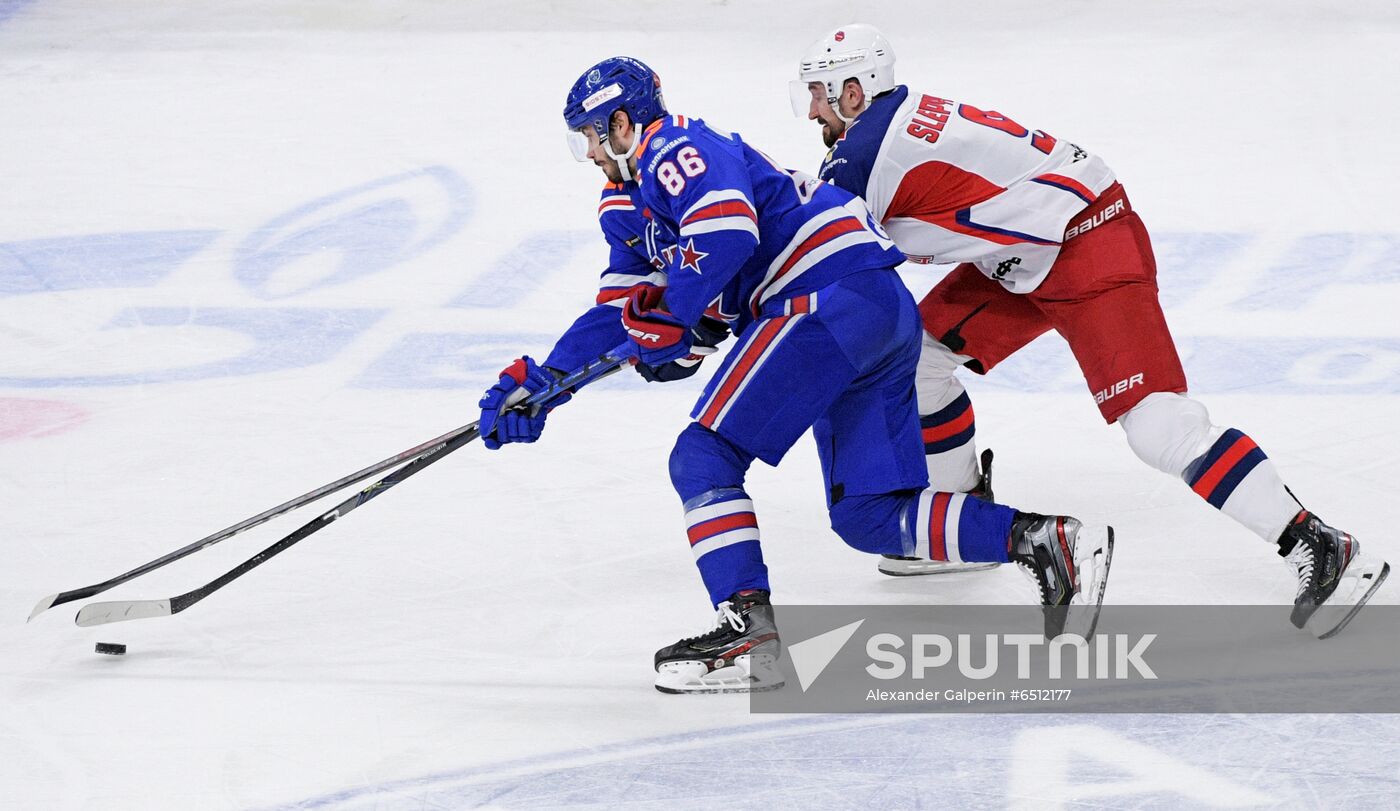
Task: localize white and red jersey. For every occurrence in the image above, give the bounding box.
[820,86,1116,293]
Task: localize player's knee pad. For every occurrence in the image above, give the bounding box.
[828,492,909,556]
[668,422,757,503]
[1118,392,1221,477]
[916,330,969,415]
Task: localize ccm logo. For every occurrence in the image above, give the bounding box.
[627,327,662,344]
[1094,372,1144,405]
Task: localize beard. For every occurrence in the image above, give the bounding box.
[820,118,844,148]
[597,159,625,184]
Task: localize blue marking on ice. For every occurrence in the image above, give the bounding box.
[0,0,36,27]
[234,166,472,300]
[1235,233,1400,310]
[447,230,595,309]
[1153,231,1253,309]
[3,227,1396,392]
[0,307,383,387]
[0,230,220,296]
[351,332,559,389]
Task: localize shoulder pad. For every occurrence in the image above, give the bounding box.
[636,114,695,157]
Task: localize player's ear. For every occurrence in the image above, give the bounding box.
[843,78,866,112]
[610,109,634,139]
[609,109,638,154]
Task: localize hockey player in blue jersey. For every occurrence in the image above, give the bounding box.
[477,57,1115,693]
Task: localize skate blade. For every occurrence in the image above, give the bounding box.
[1307,557,1390,640]
[1058,525,1114,639]
[654,654,785,695]
[877,557,1001,577]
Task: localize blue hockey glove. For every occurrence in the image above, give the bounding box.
[477,356,572,450]
[636,316,729,382]
[621,286,693,366]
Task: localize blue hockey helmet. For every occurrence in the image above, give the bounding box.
[563,57,666,172]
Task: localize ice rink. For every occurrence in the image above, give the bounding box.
[4,0,1400,807]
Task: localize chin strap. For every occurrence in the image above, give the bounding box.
[830,96,857,124]
[604,132,640,182]
[825,82,867,124]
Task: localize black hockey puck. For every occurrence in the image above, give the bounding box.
[95,642,127,656]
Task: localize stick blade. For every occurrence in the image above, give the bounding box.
[75,599,172,627]
[27,593,59,623]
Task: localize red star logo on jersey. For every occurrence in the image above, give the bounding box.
[678,238,708,274]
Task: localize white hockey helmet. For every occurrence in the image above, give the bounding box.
[790,24,896,121]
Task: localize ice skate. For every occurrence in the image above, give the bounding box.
[880,449,1002,577]
[654,590,784,694]
[1009,512,1113,638]
[1279,511,1389,639]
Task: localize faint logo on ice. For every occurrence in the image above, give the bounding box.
[234,166,473,300]
[5,215,1400,393]
[269,715,1323,810]
[0,398,89,441]
[0,1,36,26]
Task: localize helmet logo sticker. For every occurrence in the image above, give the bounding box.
[587,69,601,85]
[582,83,623,112]
[835,30,845,41]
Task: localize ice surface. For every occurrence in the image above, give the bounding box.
[3,1,1399,808]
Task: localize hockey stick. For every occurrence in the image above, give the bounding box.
[29,423,480,622]
[70,343,637,628]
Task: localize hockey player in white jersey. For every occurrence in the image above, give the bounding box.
[790,24,1387,638]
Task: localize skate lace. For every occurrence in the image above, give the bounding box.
[715,601,747,633]
[680,600,747,644]
[1284,544,1316,600]
[1016,562,1052,604]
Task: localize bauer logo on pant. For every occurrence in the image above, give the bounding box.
[1094,372,1144,405]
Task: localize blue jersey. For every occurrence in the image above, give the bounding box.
[594,181,666,305]
[543,181,665,372]
[633,115,904,334]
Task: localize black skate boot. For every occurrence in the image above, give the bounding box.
[1278,510,1389,639]
[880,449,1002,577]
[1009,512,1114,638]
[654,590,783,694]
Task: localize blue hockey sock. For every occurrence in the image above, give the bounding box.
[684,488,768,606]
[901,491,1015,562]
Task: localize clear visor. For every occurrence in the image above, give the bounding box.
[565,127,593,162]
[789,79,829,118]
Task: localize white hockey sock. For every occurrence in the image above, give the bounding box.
[1182,429,1300,542]
[1121,393,1299,543]
[920,392,980,492]
[916,331,980,492]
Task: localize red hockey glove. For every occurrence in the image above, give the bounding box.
[621,287,693,366]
